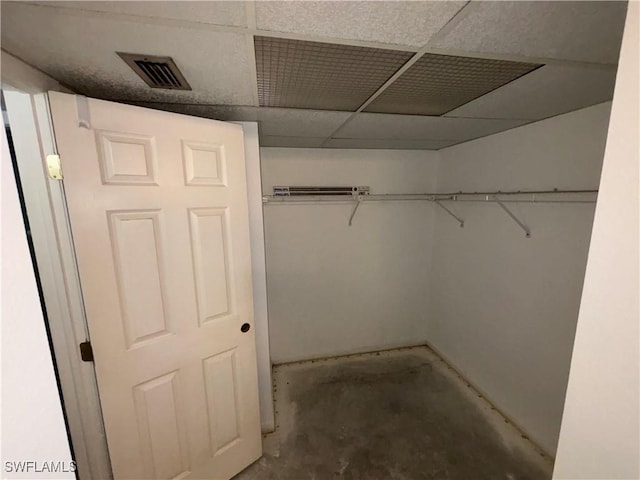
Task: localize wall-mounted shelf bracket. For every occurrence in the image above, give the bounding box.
[348,194,363,226]
[495,198,531,238]
[435,200,464,228]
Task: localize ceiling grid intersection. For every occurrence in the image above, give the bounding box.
[1,0,627,150]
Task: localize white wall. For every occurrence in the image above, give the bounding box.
[553,3,639,478]
[1,120,74,478]
[428,102,612,455]
[261,148,439,363]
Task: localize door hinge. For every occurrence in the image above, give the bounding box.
[79,341,94,362]
[46,154,63,180]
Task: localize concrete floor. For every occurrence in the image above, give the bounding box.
[236,347,552,480]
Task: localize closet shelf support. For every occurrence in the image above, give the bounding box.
[348,194,363,226]
[434,200,464,228]
[495,198,531,238]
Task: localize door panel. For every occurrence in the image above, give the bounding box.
[203,348,241,452]
[109,209,170,347]
[48,92,261,479]
[133,371,190,479]
[189,207,233,324]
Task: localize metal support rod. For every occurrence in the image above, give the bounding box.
[495,199,531,238]
[434,200,464,228]
[348,195,362,226]
[263,189,598,205]
[437,199,596,204]
[435,188,597,197]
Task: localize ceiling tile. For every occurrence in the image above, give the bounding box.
[336,114,529,141]
[430,1,627,65]
[364,53,540,115]
[30,1,247,27]
[324,138,457,150]
[257,109,351,137]
[255,1,466,48]
[1,2,255,105]
[446,65,617,120]
[260,136,326,148]
[255,36,412,111]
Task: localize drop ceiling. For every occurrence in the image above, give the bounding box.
[0,0,628,150]
[254,36,413,111]
[361,53,541,116]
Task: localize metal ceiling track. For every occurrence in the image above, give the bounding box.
[262,189,598,237]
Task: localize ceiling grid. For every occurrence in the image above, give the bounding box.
[363,54,541,116]
[254,36,412,111]
[319,2,476,147]
[1,0,627,150]
[244,0,260,107]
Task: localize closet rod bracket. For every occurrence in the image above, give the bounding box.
[348,194,363,227]
[434,200,464,228]
[495,198,531,238]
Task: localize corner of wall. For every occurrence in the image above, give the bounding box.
[424,147,447,334]
[424,103,612,455]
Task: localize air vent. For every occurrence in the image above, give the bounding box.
[364,53,541,116]
[254,36,412,111]
[117,52,191,90]
[274,186,370,197]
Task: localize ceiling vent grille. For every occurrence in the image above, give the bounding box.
[117,52,191,90]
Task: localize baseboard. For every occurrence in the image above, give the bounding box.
[422,340,555,460]
[270,340,553,459]
[261,420,275,434]
[271,340,430,366]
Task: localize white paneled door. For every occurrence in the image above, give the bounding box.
[48,92,261,479]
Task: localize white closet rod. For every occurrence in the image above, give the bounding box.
[262,189,597,203]
[262,189,598,237]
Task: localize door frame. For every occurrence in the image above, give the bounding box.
[4,82,274,477]
[3,89,114,480]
